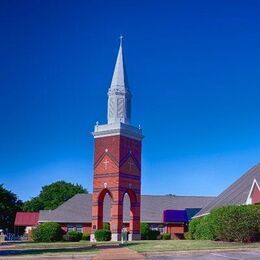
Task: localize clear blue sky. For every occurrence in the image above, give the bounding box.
[0,0,259,201]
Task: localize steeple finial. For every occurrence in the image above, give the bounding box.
[120,35,123,46]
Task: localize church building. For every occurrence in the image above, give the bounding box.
[15,39,260,241]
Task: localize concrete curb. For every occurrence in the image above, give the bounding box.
[143,247,260,256]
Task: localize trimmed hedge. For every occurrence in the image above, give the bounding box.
[32,222,62,242]
[81,234,90,241]
[193,215,216,240]
[95,229,111,241]
[63,231,82,242]
[188,217,201,240]
[162,233,171,240]
[140,223,160,240]
[189,205,260,242]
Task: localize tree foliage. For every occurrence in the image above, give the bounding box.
[0,184,22,232]
[23,181,87,211]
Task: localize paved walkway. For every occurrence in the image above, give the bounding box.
[0,245,16,250]
[93,246,144,260]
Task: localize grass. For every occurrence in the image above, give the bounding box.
[2,240,260,257]
[12,240,92,249]
[124,240,260,253]
[0,241,98,257]
[0,247,98,257]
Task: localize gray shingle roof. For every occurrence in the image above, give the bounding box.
[39,194,214,224]
[195,163,260,217]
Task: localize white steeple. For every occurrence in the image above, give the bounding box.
[107,36,131,125]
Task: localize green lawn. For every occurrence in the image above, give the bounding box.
[2,240,260,257]
[124,240,260,253]
[1,247,98,257]
[13,240,93,249]
[0,241,98,257]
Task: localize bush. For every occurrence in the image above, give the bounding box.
[103,223,110,230]
[184,232,191,240]
[140,223,161,240]
[189,205,260,242]
[188,218,201,240]
[193,215,216,240]
[148,230,160,240]
[81,234,90,241]
[211,205,260,242]
[141,223,150,240]
[162,233,171,240]
[63,231,82,242]
[32,222,62,242]
[95,229,111,241]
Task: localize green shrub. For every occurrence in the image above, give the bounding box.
[81,234,90,241]
[162,233,171,240]
[140,223,150,240]
[184,232,191,240]
[194,215,216,240]
[188,218,201,240]
[140,223,160,240]
[32,222,62,242]
[103,223,110,230]
[148,230,160,240]
[211,205,260,242]
[189,205,260,242]
[95,229,111,241]
[63,231,82,242]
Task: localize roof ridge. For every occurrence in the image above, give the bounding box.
[77,193,215,198]
[195,163,259,217]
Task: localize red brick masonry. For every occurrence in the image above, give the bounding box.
[92,135,142,238]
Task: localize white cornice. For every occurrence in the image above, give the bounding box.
[93,122,144,141]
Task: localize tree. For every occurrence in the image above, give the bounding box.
[23,181,87,211]
[0,184,22,232]
[22,197,43,212]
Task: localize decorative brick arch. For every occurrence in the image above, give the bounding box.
[92,188,113,231]
[98,188,114,203]
[122,189,140,237]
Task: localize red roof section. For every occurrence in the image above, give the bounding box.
[15,212,39,226]
[251,183,260,204]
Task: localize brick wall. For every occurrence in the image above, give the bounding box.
[92,134,142,236]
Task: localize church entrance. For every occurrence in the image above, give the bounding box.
[93,187,140,241]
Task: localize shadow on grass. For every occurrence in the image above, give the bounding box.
[0,247,97,256]
[120,242,143,248]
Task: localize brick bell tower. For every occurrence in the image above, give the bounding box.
[91,37,143,241]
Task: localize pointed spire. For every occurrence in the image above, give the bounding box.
[110,35,128,89]
[107,36,132,125]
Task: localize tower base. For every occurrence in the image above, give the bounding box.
[111,233,121,241]
[91,233,141,242]
[128,233,141,241]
